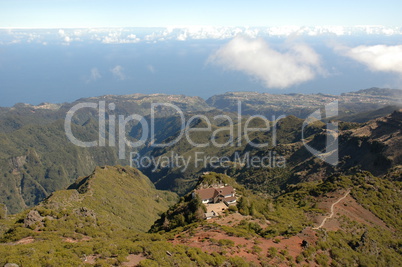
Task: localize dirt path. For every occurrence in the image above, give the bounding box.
[313,190,350,230]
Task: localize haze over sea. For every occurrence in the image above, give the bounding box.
[0,26,401,107]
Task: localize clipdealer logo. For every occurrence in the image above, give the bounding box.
[302,101,339,166]
[64,100,339,171]
[64,101,284,158]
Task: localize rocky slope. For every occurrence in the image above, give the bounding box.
[206,88,402,119]
[1,88,401,214]
[0,94,210,214]
[292,109,402,182]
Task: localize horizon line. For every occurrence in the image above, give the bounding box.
[0,24,395,30]
[3,87,401,108]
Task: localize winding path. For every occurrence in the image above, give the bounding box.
[313,190,351,230]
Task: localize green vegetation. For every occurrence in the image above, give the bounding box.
[207,89,402,120]
[149,194,205,233]
[0,119,121,214]
[196,172,243,191]
[0,94,211,214]
[1,165,178,245]
[142,114,324,196]
[0,204,7,219]
[1,90,402,266]
[0,233,245,267]
[1,166,249,266]
[350,172,402,229]
[235,166,292,196]
[1,166,402,266]
[151,172,241,233]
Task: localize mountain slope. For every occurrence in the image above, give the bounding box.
[1,89,400,214]
[139,107,402,201]
[207,88,402,120]
[0,167,256,266]
[149,171,402,267]
[36,165,178,232]
[328,105,402,123]
[0,120,120,214]
[0,93,211,214]
[140,114,324,195]
[291,109,402,183]
[0,165,178,243]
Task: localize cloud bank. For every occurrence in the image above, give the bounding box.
[2,26,402,46]
[340,45,402,75]
[208,36,322,88]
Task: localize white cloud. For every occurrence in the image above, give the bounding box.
[147,64,156,74]
[111,65,126,80]
[87,68,102,83]
[58,29,72,43]
[101,36,118,44]
[101,35,141,44]
[127,34,140,43]
[177,32,188,41]
[339,45,402,75]
[208,36,323,88]
[3,26,402,46]
[94,30,141,44]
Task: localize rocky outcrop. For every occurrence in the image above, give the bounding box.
[24,210,44,229]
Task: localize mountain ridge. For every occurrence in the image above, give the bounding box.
[1,87,401,215]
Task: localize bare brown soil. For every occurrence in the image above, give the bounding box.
[210,213,270,228]
[63,235,91,243]
[122,254,147,267]
[171,228,305,265]
[84,255,97,265]
[14,236,35,245]
[169,213,318,266]
[313,190,389,231]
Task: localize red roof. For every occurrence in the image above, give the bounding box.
[217,186,235,197]
[195,188,219,200]
[195,186,235,200]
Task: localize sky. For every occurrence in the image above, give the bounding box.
[0,1,402,107]
[1,0,402,28]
